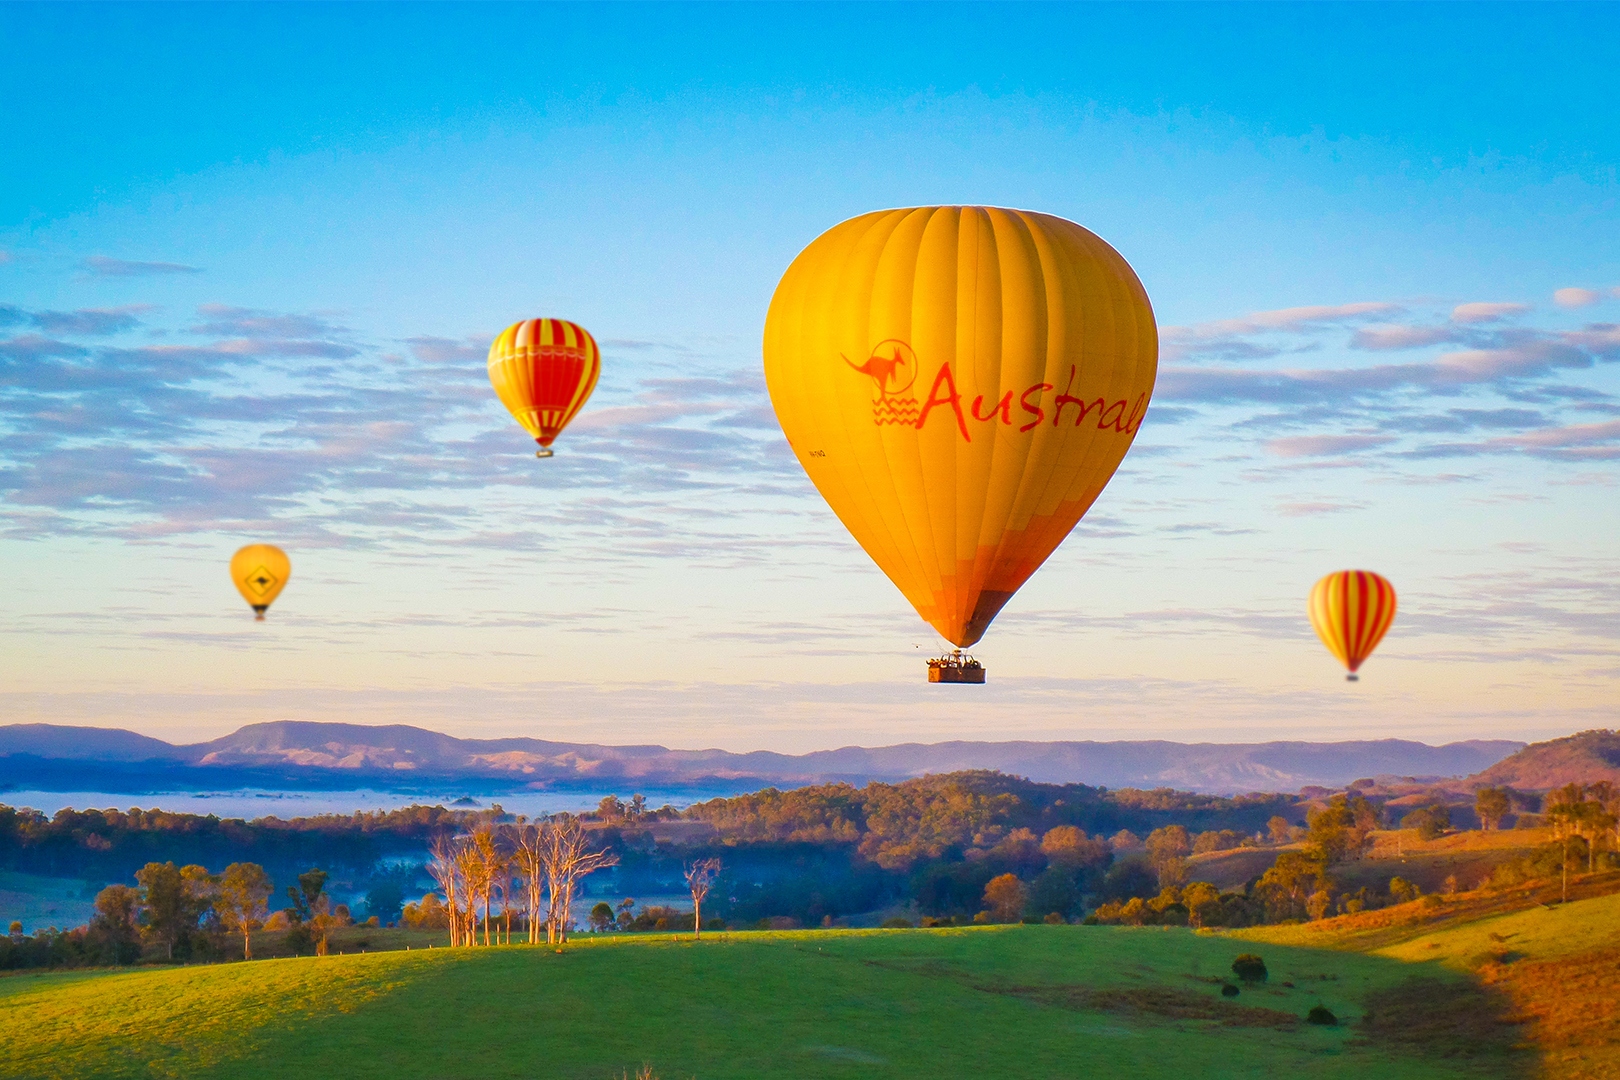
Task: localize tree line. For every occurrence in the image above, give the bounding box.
[0,858,348,970]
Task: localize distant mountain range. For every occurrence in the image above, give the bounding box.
[0,721,1530,796]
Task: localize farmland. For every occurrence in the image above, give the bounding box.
[1,921,1527,1080]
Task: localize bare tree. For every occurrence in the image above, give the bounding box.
[684,858,721,939]
[428,835,471,947]
[512,824,548,944]
[535,815,619,945]
[465,827,508,946]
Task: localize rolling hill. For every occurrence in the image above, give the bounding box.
[0,720,1524,795]
[1465,729,1620,791]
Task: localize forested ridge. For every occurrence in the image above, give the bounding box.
[0,771,1287,884]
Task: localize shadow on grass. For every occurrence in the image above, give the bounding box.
[1355,976,1528,1076]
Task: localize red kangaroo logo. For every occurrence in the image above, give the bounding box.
[843,340,917,396]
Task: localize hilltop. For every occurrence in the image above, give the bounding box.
[0,720,1523,795]
[1464,729,1620,792]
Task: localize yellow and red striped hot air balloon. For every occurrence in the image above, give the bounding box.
[488,319,601,457]
[763,206,1158,682]
[1308,570,1397,681]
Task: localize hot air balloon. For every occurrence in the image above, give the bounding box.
[231,544,290,621]
[1308,570,1397,681]
[488,318,601,457]
[763,207,1158,681]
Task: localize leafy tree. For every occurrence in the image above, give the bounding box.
[1401,804,1451,842]
[1388,876,1420,904]
[1474,787,1511,831]
[401,892,448,930]
[1025,867,1082,920]
[981,873,1027,922]
[1255,850,1325,922]
[1099,857,1158,902]
[1144,826,1190,870]
[135,861,213,960]
[589,902,616,932]
[1267,816,1293,845]
[1307,794,1377,865]
[1181,881,1222,928]
[284,867,330,954]
[214,863,272,960]
[88,884,141,965]
[1192,829,1244,854]
[362,880,406,926]
[286,868,329,923]
[1109,830,1141,851]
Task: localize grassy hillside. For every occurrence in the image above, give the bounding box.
[1467,728,1620,790]
[1240,876,1620,1080]
[0,925,1516,1080]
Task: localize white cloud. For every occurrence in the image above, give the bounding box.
[1451,302,1530,324]
[1350,325,1458,350]
[82,256,203,277]
[1554,287,1602,309]
[1495,418,1620,450]
[1170,302,1402,340]
[1265,434,1396,458]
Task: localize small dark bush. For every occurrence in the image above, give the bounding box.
[1307,1005,1337,1026]
[1232,953,1268,982]
[1220,983,1240,997]
[881,917,913,929]
[1042,912,1065,925]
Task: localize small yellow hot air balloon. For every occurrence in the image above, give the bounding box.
[488,318,601,457]
[1308,570,1396,681]
[231,544,290,621]
[763,207,1158,681]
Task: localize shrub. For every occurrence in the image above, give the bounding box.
[1231,953,1268,982]
[1220,983,1239,997]
[1388,876,1420,904]
[881,917,913,929]
[1307,1005,1337,1026]
[1042,912,1065,925]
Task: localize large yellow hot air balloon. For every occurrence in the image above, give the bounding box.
[763,207,1158,680]
[230,544,290,621]
[1308,570,1397,681]
[488,318,601,457]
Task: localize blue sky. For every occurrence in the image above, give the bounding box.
[2,3,1617,750]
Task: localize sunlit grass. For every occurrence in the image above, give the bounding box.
[0,925,1516,1079]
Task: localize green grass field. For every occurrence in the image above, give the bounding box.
[0,924,1525,1080]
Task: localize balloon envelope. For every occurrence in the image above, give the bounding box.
[763,206,1158,647]
[231,544,290,620]
[488,319,601,453]
[1308,570,1397,675]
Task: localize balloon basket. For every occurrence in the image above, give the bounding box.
[535,448,555,459]
[927,650,985,684]
[1346,673,1359,682]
